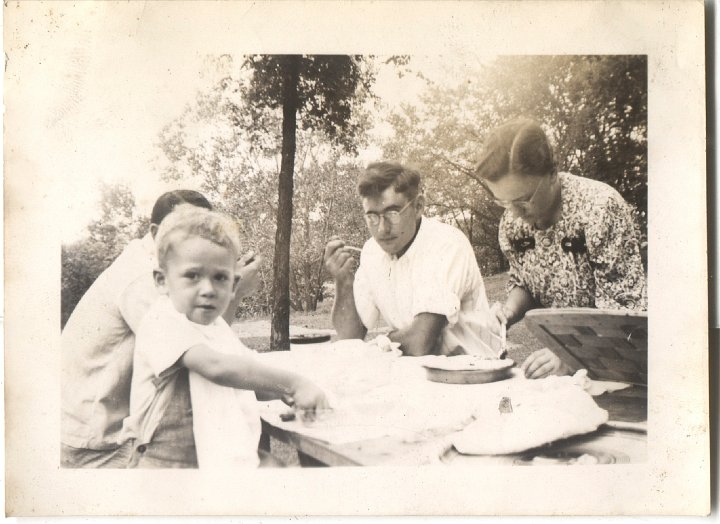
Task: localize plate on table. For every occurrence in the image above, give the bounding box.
[289,333,332,344]
[422,355,514,384]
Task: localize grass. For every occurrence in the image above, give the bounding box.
[246,272,545,467]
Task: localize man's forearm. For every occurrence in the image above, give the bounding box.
[388,327,438,356]
[331,279,367,340]
[388,312,447,356]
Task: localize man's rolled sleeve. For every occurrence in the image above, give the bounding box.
[410,237,475,326]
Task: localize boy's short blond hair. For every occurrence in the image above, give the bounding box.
[155,204,241,268]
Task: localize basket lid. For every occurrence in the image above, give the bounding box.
[523,308,647,387]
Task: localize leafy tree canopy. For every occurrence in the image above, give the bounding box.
[382,55,647,274]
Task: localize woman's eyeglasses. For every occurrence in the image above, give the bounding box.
[364,197,417,227]
[481,175,548,209]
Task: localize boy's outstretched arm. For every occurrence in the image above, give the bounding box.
[180,344,330,411]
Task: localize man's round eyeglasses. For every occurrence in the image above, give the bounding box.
[364,197,417,227]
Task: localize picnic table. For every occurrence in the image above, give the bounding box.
[255,342,647,467]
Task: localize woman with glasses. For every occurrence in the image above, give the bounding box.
[476,119,647,379]
[324,161,494,357]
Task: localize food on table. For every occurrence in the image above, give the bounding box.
[498,396,513,414]
[367,335,401,354]
[450,381,609,455]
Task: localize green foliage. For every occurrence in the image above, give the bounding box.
[382,55,648,274]
[241,55,375,154]
[61,183,148,328]
[61,240,109,328]
[156,55,375,319]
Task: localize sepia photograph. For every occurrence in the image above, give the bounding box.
[4,0,709,516]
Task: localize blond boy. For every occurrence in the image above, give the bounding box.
[122,205,328,468]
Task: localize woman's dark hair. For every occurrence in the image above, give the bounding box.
[475,119,556,181]
[150,190,212,225]
[357,161,422,200]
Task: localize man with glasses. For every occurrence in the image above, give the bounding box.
[324,161,494,357]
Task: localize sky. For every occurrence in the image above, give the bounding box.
[9,1,486,243]
[52,51,476,243]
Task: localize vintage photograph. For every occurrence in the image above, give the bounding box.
[58,53,649,470]
[4,1,708,516]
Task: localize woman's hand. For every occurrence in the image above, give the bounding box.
[520,348,571,379]
[489,302,512,336]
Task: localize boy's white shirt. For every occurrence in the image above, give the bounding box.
[124,296,261,468]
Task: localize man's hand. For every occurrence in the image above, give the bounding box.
[235,251,263,299]
[520,348,571,379]
[324,238,356,283]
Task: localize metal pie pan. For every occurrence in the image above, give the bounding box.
[423,361,514,384]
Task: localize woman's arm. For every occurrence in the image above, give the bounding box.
[588,195,647,310]
[492,285,537,330]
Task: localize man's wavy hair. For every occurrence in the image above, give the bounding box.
[357,161,422,200]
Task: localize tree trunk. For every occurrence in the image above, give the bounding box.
[270,55,300,351]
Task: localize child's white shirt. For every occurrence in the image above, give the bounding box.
[125,296,261,469]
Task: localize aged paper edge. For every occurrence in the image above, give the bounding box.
[3,0,710,516]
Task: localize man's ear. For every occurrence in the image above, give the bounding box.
[153,268,168,294]
[149,223,159,239]
[414,194,425,217]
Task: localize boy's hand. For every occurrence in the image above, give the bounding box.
[235,251,263,299]
[520,348,571,379]
[289,378,331,413]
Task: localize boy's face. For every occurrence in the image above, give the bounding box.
[154,235,239,325]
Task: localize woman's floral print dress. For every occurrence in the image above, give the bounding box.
[499,173,647,311]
